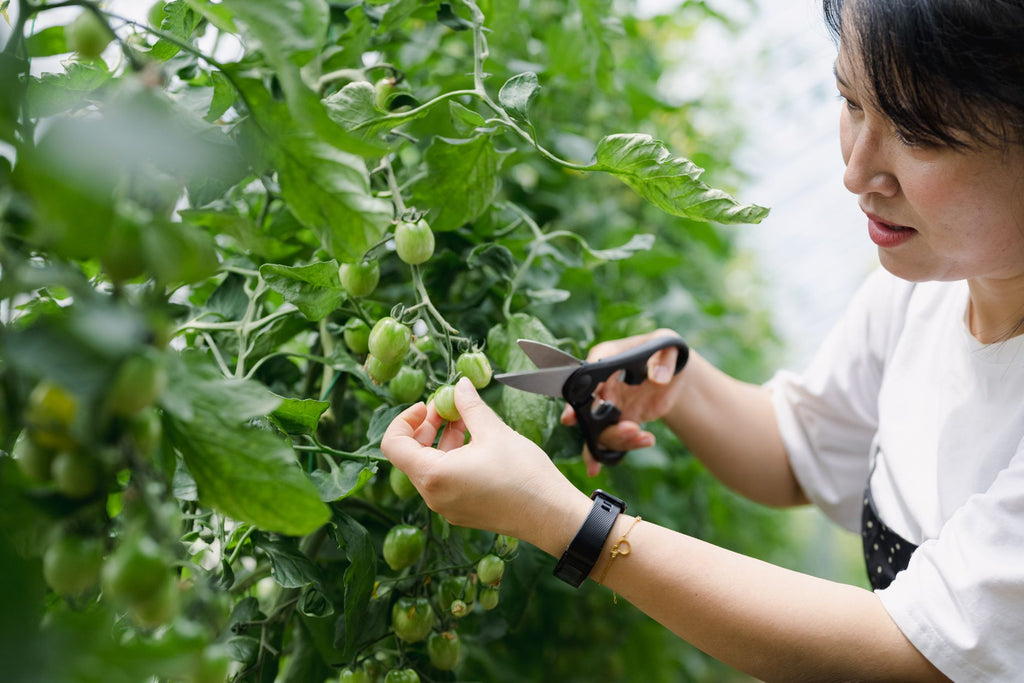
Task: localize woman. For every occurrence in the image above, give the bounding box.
[382,0,1024,679]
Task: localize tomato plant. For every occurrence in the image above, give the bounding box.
[0,0,787,681]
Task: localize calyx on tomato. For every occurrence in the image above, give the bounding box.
[427,630,461,671]
[391,596,434,643]
[368,317,411,364]
[382,524,425,571]
[339,261,380,298]
[430,384,460,422]
[494,534,520,557]
[456,351,492,389]
[394,219,435,265]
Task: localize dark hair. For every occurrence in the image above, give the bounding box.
[823,0,1024,149]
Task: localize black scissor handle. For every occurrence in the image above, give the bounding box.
[563,336,689,466]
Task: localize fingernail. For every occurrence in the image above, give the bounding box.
[456,376,474,393]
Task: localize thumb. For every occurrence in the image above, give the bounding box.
[453,376,504,432]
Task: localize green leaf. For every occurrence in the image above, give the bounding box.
[487,314,562,445]
[270,396,331,435]
[162,356,329,535]
[150,1,203,60]
[25,60,110,118]
[221,0,329,66]
[334,515,377,661]
[275,140,393,261]
[584,134,770,225]
[205,71,235,122]
[310,459,376,502]
[410,134,512,232]
[498,72,540,124]
[181,0,238,33]
[259,261,344,322]
[257,537,322,588]
[323,81,428,148]
[25,26,67,57]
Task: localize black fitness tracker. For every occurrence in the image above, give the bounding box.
[553,489,627,587]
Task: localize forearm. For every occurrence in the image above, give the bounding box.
[663,351,808,507]
[531,514,947,683]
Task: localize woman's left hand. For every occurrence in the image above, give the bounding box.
[381,377,591,553]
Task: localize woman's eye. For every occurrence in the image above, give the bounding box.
[838,94,861,112]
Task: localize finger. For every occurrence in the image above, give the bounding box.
[647,346,678,385]
[382,403,435,471]
[560,404,577,426]
[412,402,446,446]
[582,445,602,477]
[453,377,505,433]
[596,421,655,452]
[437,418,467,451]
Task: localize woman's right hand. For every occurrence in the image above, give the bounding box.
[560,329,689,475]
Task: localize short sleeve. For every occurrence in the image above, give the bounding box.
[766,269,914,530]
[877,443,1024,681]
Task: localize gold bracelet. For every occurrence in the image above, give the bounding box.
[597,515,642,603]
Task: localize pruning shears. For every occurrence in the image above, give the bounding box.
[494,336,689,466]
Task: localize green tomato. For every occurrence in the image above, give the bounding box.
[368,317,411,363]
[343,318,371,355]
[456,351,492,389]
[51,450,100,499]
[388,366,426,404]
[187,645,232,683]
[66,10,112,58]
[102,535,171,604]
[25,380,78,451]
[129,407,162,457]
[106,352,168,417]
[438,575,477,612]
[43,534,104,596]
[127,572,179,628]
[338,667,371,683]
[449,598,469,619]
[382,524,425,571]
[339,261,380,298]
[388,466,418,501]
[394,219,435,265]
[391,596,434,643]
[13,432,54,482]
[365,354,403,384]
[383,668,420,683]
[478,585,500,611]
[427,631,461,671]
[430,384,460,422]
[414,335,436,354]
[476,554,505,586]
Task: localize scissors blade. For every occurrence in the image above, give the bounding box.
[494,366,578,398]
[515,339,582,369]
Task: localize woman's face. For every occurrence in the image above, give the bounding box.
[835,40,1024,289]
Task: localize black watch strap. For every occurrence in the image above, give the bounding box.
[553,490,627,587]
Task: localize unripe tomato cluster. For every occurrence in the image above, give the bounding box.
[10,349,195,642]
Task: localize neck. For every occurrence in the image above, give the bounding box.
[967,277,1024,344]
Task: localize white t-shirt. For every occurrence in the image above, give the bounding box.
[768,267,1024,682]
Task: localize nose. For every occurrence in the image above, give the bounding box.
[841,116,900,198]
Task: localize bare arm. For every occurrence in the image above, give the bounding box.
[382,383,949,682]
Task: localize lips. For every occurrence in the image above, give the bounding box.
[864,211,916,248]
